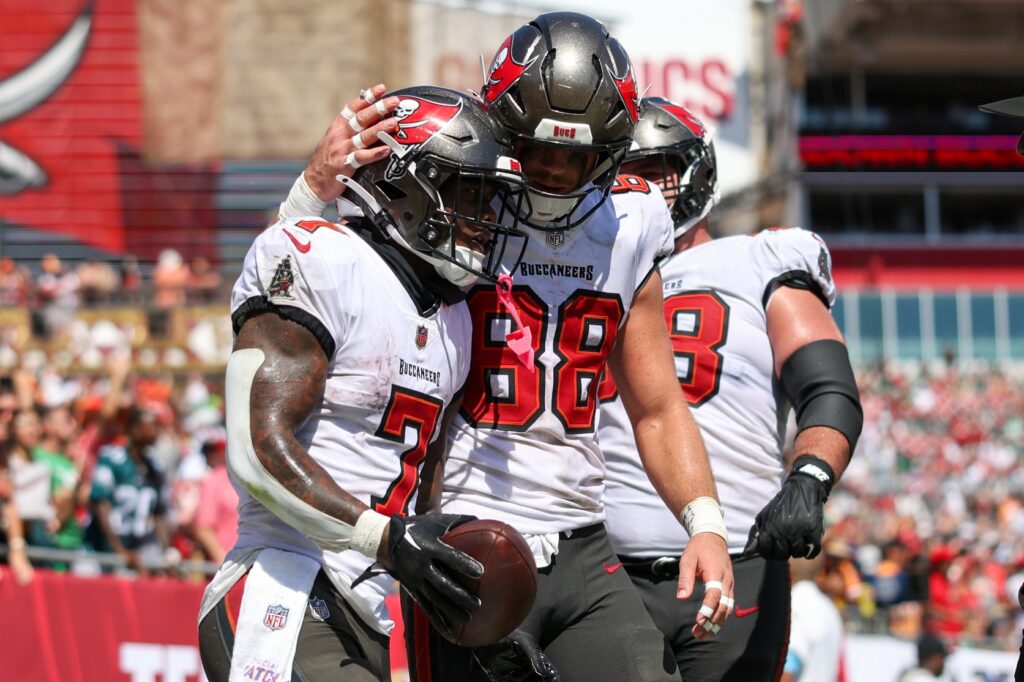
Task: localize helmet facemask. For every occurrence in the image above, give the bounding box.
[341,154,529,288]
[510,135,630,231]
[622,141,718,239]
[416,159,530,286]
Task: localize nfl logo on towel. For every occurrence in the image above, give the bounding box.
[309,597,330,621]
[263,604,289,631]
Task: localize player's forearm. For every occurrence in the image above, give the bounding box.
[632,400,718,517]
[791,425,851,481]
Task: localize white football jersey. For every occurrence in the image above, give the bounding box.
[441,178,674,534]
[225,217,472,633]
[600,228,836,556]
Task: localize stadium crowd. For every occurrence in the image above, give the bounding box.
[1,297,1023,653]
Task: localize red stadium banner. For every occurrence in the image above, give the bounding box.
[0,0,220,263]
[0,569,410,681]
[0,0,142,253]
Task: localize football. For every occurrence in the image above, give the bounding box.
[442,518,538,647]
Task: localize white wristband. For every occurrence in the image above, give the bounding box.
[679,496,728,543]
[278,172,328,220]
[349,509,391,559]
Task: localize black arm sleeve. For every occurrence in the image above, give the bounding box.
[779,339,862,451]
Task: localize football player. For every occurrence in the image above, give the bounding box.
[197,86,531,682]
[277,14,735,682]
[598,98,862,680]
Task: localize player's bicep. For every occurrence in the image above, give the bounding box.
[233,311,328,455]
[765,286,844,377]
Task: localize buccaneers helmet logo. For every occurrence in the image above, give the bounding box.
[608,63,640,124]
[384,96,463,180]
[391,96,463,146]
[481,34,537,105]
[660,103,708,140]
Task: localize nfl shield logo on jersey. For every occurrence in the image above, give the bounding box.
[416,325,429,349]
[308,597,330,622]
[546,232,566,248]
[263,604,289,631]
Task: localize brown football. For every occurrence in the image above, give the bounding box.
[441,518,538,647]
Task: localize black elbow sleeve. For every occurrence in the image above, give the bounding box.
[779,339,863,451]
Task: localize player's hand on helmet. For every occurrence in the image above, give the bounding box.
[305,83,401,201]
[381,512,483,637]
[745,455,834,561]
[677,533,734,640]
[475,629,560,682]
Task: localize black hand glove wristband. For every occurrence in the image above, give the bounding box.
[788,454,835,499]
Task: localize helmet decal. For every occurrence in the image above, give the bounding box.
[609,63,640,123]
[659,102,708,140]
[385,96,464,180]
[482,34,538,105]
[391,96,463,146]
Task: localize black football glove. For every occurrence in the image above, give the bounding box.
[745,455,834,561]
[384,513,483,637]
[475,629,560,682]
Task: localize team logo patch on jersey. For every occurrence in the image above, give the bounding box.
[267,256,295,299]
[263,604,289,631]
[308,597,330,621]
[416,325,429,349]
[817,246,832,283]
[546,231,566,248]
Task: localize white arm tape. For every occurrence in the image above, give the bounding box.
[226,349,355,552]
[679,496,728,543]
[278,172,327,220]
[349,509,390,559]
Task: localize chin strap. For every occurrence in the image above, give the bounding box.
[496,274,534,371]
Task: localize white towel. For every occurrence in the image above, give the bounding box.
[228,548,320,682]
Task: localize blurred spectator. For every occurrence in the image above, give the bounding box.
[819,538,867,618]
[897,634,948,681]
[0,444,34,585]
[0,257,31,306]
[152,249,190,309]
[783,555,845,682]
[926,545,965,637]
[75,259,118,306]
[192,428,236,563]
[88,408,170,575]
[875,540,911,607]
[35,253,79,339]
[187,257,221,305]
[118,255,142,305]
[31,405,85,558]
[6,410,57,533]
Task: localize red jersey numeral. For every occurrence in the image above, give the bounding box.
[461,286,547,430]
[461,286,623,432]
[663,291,730,406]
[611,174,652,194]
[370,387,444,517]
[554,293,624,432]
[598,290,729,407]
